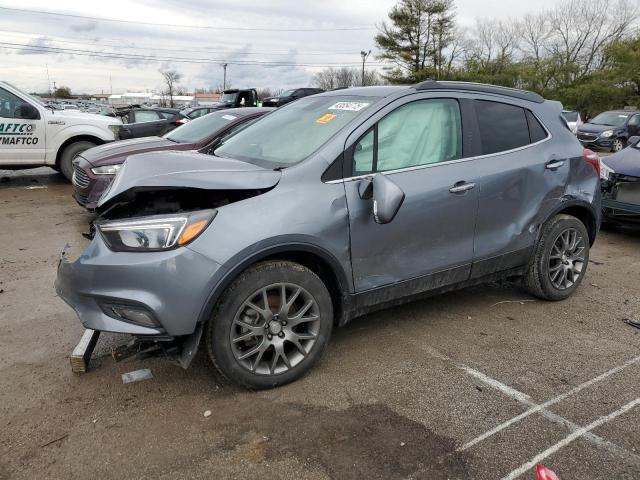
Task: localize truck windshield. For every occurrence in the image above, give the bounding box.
[165,110,243,144]
[4,82,45,106]
[220,92,238,104]
[215,95,379,168]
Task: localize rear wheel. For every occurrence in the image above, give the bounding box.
[206,261,333,389]
[58,141,96,181]
[525,214,590,301]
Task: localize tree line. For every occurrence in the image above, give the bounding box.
[312,0,639,118]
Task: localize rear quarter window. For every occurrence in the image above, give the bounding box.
[526,110,548,143]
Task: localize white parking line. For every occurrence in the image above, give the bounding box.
[459,354,640,451]
[413,344,640,462]
[501,398,640,480]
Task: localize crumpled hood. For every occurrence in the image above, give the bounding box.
[97,151,281,208]
[602,146,640,177]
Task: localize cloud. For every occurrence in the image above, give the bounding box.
[69,20,99,32]
[15,36,52,55]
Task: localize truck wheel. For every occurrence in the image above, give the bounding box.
[206,261,333,389]
[58,141,96,181]
[525,214,590,301]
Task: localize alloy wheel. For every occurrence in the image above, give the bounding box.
[230,283,320,375]
[612,139,624,152]
[548,228,586,290]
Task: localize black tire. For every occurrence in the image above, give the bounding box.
[58,141,96,181]
[525,214,590,301]
[611,137,626,152]
[206,261,333,389]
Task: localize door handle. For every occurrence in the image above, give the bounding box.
[449,181,476,194]
[546,160,565,170]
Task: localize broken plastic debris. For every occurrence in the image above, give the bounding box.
[204,410,212,417]
[121,368,153,384]
[536,465,560,480]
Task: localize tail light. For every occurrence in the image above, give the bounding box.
[175,118,189,125]
[582,148,600,177]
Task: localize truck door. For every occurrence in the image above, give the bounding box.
[0,85,45,165]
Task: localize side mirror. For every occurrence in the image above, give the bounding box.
[627,136,640,147]
[17,102,39,120]
[371,174,405,224]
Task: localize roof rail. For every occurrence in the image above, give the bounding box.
[413,80,544,104]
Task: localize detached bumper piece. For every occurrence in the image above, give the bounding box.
[602,175,640,224]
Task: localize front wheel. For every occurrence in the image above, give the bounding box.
[611,138,626,152]
[58,141,96,181]
[525,214,590,301]
[206,261,333,389]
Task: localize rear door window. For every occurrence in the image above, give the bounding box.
[474,100,531,155]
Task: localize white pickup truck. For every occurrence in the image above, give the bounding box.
[0,81,122,180]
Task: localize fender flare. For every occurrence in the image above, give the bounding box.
[196,241,352,326]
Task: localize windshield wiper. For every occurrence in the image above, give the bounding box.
[165,137,180,143]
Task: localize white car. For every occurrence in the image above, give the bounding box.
[562,110,583,134]
[0,81,122,180]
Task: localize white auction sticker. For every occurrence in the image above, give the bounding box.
[222,114,237,120]
[328,102,370,112]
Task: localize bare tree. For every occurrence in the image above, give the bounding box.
[159,69,183,108]
[313,67,387,89]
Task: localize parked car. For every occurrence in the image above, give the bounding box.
[0,80,122,181]
[72,107,272,210]
[56,81,601,389]
[180,106,219,119]
[561,110,582,134]
[117,108,188,140]
[576,110,640,152]
[600,135,640,225]
[262,88,324,107]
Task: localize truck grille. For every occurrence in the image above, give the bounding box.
[72,164,90,189]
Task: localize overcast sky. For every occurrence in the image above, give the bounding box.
[0,0,562,94]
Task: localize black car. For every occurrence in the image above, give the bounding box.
[576,110,640,152]
[117,107,188,140]
[262,88,324,107]
[180,106,219,119]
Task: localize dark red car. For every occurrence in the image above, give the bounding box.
[72,107,272,210]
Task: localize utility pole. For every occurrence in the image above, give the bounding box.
[360,50,371,86]
[52,80,57,99]
[222,63,228,90]
[45,64,51,98]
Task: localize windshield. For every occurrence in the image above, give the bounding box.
[5,82,46,106]
[280,89,295,97]
[165,110,244,143]
[215,95,379,167]
[220,92,238,104]
[179,107,194,115]
[590,112,630,126]
[562,111,578,122]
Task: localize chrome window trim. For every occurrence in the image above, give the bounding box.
[325,108,552,184]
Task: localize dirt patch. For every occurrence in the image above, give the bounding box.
[228,402,471,479]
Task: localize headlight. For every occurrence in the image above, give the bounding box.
[91,164,122,175]
[108,124,121,137]
[97,209,216,252]
[600,130,614,138]
[600,160,614,180]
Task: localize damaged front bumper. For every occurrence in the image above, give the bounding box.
[55,235,225,338]
[602,174,640,224]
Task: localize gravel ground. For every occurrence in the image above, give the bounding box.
[1,167,639,480]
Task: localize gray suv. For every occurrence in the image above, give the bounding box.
[56,81,601,389]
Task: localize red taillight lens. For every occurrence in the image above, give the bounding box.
[582,148,600,177]
[175,118,188,125]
